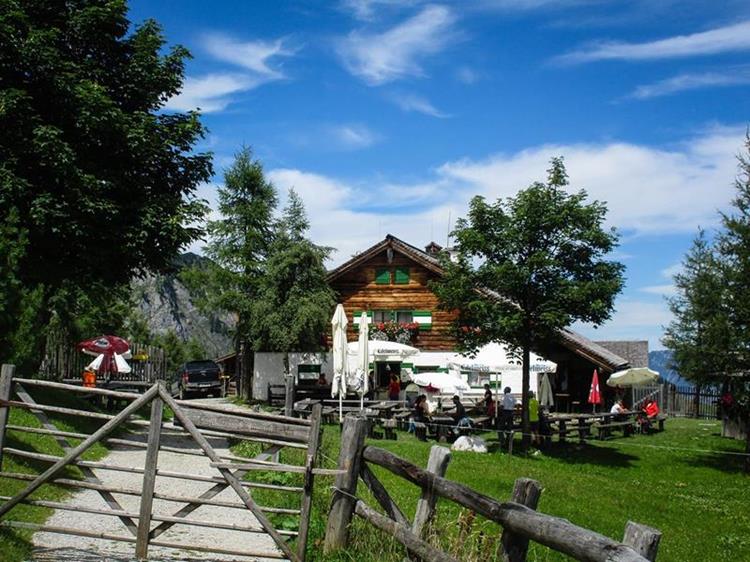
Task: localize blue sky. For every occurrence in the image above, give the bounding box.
[129,0,750,350]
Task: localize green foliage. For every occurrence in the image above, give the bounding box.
[433,157,624,442]
[663,231,731,387]
[185,146,278,346]
[0,0,212,368]
[250,189,336,364]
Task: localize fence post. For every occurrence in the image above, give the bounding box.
[325,415,368,553]
[135,384,164,560]
[285,373,295,417]
[0,364,15,471]
[622,521,661,561]
[499,478,542,562]
[413,446,451,536]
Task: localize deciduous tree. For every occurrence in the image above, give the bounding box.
[433,157,624,448]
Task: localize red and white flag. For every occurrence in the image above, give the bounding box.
[588,369,602,405]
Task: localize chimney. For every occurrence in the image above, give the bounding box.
[424,241,443,256]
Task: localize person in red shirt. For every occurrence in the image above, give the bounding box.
[388,373,401,401]
[644,398,659,419]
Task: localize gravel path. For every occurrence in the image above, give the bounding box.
[32,398,285,562]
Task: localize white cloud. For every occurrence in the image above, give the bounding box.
[628,68,750,99]
[437,126,744,235]
[575,299,673,350]
[390,92,449,117]
[341,0,423,21]
[337,5,457,85]
[639,284,677,297]
[661,263,682,278]
[557,20,750,64]
[330,124,380,149]
[201,33,295,78]
[456,66,478,84]
[164,73,255,113]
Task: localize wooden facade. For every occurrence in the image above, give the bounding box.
[328,237,457,352]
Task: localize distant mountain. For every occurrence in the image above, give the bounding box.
[130,252,235,358]
[648,350,688,385]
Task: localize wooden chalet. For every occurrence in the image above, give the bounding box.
[328,235,630,408]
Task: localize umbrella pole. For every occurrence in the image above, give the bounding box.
[339,390,343,424]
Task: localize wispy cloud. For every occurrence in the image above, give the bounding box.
[202,33,296,78]
[557,20,750,64]
[455,66,478,84]
[330,124,380,149]
[337,5,457,85]
[640,284,678,297]
[165,33,296,113]
[164,73,254,113]
[628,68,750,99]
[390,92,449,117]
[340,0,423,21]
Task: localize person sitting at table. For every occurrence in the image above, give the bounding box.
[638,397,660,433]
[484,384,496,422]
[388,373,401,401]
[410,394,430,440]
[610,399,628,421]
[450,395,471,426]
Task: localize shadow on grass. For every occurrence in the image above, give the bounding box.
[681,448,748,474]
[529,441,639,468]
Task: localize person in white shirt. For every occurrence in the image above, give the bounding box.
[610,399,628,420]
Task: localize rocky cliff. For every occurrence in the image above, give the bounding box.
[131,253,235,358]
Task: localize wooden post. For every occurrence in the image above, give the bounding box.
[413,446,451,537]
[297,403,323,561]
[135,387,164,560]
[499,478,542,561]
[622,521,661,561]
[324,415,367,553]
[285,373,295,417]
[0,364,15,470]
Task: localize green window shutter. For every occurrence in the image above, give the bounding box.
[394,267,409,284]
[375,268,391,284]
[413,310,432,331]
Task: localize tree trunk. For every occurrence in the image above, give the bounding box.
[745,412,750,474]
[521,344,531,451]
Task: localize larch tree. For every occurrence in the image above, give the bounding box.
[250,189,336,377]
[0,0,211,367]
[433,157,624,449]
[192,147,278,399]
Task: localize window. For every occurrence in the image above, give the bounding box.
[394,267,410,284]
[375,268,391,284]
[395,310,413,323]
[373,310,392,323]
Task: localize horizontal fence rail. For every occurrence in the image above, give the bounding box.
[324,415,662,562]
[0,364,326,562]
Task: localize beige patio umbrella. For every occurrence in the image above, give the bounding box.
[331,304,349,422]
[606,367,659,387]
[357,311,370,412]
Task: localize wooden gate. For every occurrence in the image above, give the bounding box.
[0,364,335,561]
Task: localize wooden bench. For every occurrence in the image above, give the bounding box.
[394,410,412,431]
[267,383,285,406]
[595,420,635,440]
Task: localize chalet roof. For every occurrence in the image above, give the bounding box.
[327,234,629,372]
[327,234,444,282]
[594,340,648,369]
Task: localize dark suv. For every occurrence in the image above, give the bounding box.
[175,360,224,399]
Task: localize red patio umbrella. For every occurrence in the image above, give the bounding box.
[588,369,602,412]
[76,335,131,377]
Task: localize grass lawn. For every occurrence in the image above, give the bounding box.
[247,417,748,562]
[0,387,116,562]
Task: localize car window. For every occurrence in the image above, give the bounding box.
[185,360,219,370]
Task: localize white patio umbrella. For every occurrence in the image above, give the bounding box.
[411,372,470,396]
[331,304,349,422]
[86,353,132,374]
[539,372,554,407]
[356,312,369,412]
[606,367,659,387]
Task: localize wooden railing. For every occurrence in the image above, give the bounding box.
[324,415,662,562]
[0,364,334,562]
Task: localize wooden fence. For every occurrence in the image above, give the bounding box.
[42,336,167,384]
[0,364,335,561]
[324,416,662,562]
